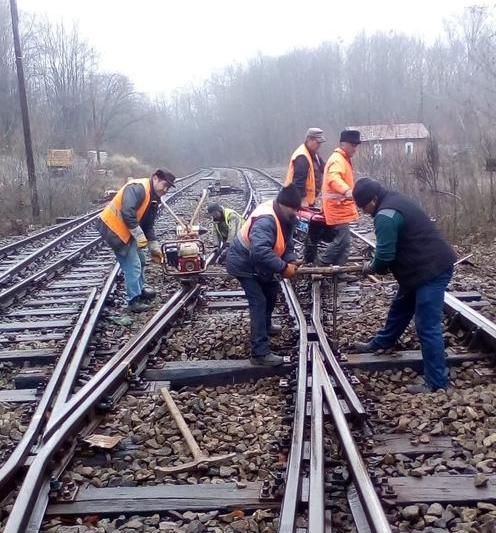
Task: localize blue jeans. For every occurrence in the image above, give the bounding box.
[369,268,453,390]
[115,242,146,303]
[238,276,279,357]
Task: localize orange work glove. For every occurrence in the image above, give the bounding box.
[282,263,299,279]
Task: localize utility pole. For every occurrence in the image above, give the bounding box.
[10,0,40,220]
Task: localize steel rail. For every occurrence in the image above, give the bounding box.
[3,169,217,531]
[311,280,366,418]
[309,344,325,533]
[0,208,102,259]
[50,264,120,415]
[4,286,198,533]
[0,289,98,495]
[315,352,392,533]
[0,214,101,285]
[0,236,103,308]
[278,280,309,532]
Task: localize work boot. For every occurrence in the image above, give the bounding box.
[348,341,376,354]
[406,383,448,394]
[269,324,282,336]
[128,296,151,313]
[250,353,284,367]
[141,287,157,301]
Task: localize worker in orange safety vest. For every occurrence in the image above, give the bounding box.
[306,130,360,268]
[96,169,176,312]
[285,128,326,207]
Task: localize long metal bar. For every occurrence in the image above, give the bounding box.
[190,189,208,228]
[316,354,391,533]
[311,281,366,418]
[309,346,325,533]
[0,289,97,494]
[278,280,308,532]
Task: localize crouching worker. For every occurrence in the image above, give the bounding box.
[226,184,301,367]
[352,178,457,393]
[96,169,176,313]
[207,203,243,263]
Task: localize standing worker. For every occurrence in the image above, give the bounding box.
[352,178,457,393]
[96,169,176,313]
[226,185,302,367]
[314,129,361,268]
[207,203,244,263]
[285,128,326,207]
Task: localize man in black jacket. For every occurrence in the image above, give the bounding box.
[226,185,301,366]
[96,169,176,312]
[352,178,457,393]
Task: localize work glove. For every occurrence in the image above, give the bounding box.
[130,227,148,248]
[344,188,353,200]
[148,240,163,264]
[282,262,299,279]
[362,260,374,276]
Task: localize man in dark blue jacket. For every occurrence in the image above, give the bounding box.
[226,185,301,366]
[352,178,457,393]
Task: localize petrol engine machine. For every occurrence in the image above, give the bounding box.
[294,206,327,243]
[160,189,208,279]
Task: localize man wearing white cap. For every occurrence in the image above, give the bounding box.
[285,128,326,208]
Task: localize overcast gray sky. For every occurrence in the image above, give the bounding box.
[19,0,486,96]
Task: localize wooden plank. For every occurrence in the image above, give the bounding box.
[48,281,101,289]
[342,348,486,371]
[204,290,245,298]
[207,300,248,309]
[0,333,65,343]
[0,349,56,363]
[0,319,73,332]
[46,482,278,516]
[144,360,291,386]
[0,389,37,402]
[7,307,79,317]
[23,298,88,307]
[370,434,454,456]
[448,291,481,301]
[467,301,490,310]
[387,475,496,505]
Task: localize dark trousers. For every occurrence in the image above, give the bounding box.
[238,276,279,357]
[369,268,453,390]
[304,223,351,266]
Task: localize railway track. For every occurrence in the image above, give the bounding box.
[0,167,496,532]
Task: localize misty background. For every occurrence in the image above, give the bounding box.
[1,1,495,237]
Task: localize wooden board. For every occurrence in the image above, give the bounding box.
[0,349,56,363]
[0,388,38,402]
[207,301,248,309]
[0,319,73,332]
[47,482,278,516]
[144,360,291,387]
[342,348,486,371]
[370,434,455,456]
[386,475,496,505]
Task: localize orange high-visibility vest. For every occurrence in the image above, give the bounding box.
[322,148,359,225]
[238,201,286,257]
[100,178,152,244]
[285,144,316,205]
